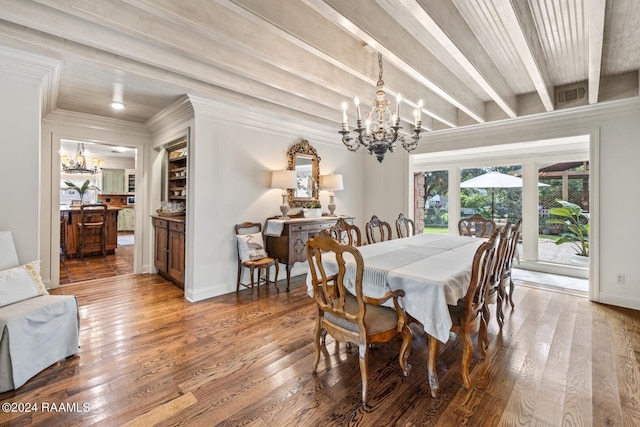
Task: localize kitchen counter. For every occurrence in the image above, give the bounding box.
[60,205,121,258]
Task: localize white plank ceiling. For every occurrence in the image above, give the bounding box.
[0,0,638,134]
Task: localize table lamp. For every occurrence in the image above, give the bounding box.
[320,174,343,216]
[271,170,297,219]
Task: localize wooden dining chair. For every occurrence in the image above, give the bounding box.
[235,222,279,292]
[365,215,392,244]
[458,213,496,238]
[306,230,412,406]
[486,223,512,331]
[329,217,362,247]
[76,203,107,260]
[427,228,499,398]
[395,213,415,238]
[501,218,522,310]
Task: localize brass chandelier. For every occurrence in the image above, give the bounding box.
[61,142,102,175]
[339,53,424,162]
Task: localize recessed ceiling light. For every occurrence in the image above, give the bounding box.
[111,101,125,110]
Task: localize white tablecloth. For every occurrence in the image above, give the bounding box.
[306,234,485,343]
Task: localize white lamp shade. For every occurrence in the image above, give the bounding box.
[271,170,297,189]
[320,174,343,191]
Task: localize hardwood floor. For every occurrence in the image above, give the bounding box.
[1,274,638,426]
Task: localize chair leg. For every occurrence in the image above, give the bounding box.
[399,324,412,376]
[273,261,280,293]
[312,316,322,373]
[249,266,255,289]
[427,335,440,398]
[481,305,490,351]
[358,343,370,406]
[460,325,473,390]
[479,310,489,358]
[508,272,516,309]
[236,262,242,292]
[496,283,505,329]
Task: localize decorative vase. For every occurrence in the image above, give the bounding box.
[302,208,322,218]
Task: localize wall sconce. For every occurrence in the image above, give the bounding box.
[320,174,344,216]
[271,170,297,219]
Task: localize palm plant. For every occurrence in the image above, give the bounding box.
[546,200,589,257]
[63,179,100,204]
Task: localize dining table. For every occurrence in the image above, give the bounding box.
[305,232,486,344]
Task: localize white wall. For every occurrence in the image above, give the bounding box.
[0,49,53,266]
[181,96,365,301]
[361,147,411,234]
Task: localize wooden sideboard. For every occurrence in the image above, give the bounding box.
[152,216,186,289]
[265,216,354,291]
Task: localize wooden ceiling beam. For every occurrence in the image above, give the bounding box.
[223,0,454,128]
[493,0,555,111]
[587,0,606,104]
[305,0,487,123]
[384,0,517,118]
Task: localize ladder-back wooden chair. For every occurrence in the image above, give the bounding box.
[329,217,362,247]
[76,204,107,260]
[235,222,279,292]
[365,215,392,244]
[306,230,412,406]
[427,228,499,398]
[395,213,416,238]
[458,213,496,238]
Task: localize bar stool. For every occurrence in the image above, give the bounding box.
[77,204,107,259]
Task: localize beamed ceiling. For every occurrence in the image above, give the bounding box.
[1,0,638,136]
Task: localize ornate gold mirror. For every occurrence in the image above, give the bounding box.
[287,140,320,208]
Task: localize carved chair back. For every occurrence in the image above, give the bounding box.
[395,213,416,238]
[458,213,496,237]
[365,215,392,244]
[329,217,362,247]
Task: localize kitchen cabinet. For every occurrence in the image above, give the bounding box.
[117,207,135,231]
[265,216,354,291]
[60,206,120,258]
[125,169,135,194]
[101,168,126,194]
[152,216,185,289]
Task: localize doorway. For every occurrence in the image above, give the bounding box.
[58,140,137,285]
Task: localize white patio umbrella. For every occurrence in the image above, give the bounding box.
[461,171,548,219]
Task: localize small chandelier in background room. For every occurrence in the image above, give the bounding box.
[61,142,103,175]
[339,53,424,163]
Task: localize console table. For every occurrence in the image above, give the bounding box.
[264,216,354,291]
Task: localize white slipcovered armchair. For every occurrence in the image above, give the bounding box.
[0,231,79,392]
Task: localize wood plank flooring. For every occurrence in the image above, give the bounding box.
[1,274,638,426]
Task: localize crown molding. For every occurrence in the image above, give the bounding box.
[187,94,338,147]
[43,109,150,138]
[420,96,640,152]
[0,45,61,118]
[146,95,194,136]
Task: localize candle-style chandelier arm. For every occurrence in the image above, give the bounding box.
[338,53,424,163]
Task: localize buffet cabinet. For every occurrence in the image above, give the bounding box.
[152,216,185,289]
[265,216,354,291]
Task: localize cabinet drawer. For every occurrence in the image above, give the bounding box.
[290,221,333,233]
[169,221,185,232]
[154,218,168,228]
